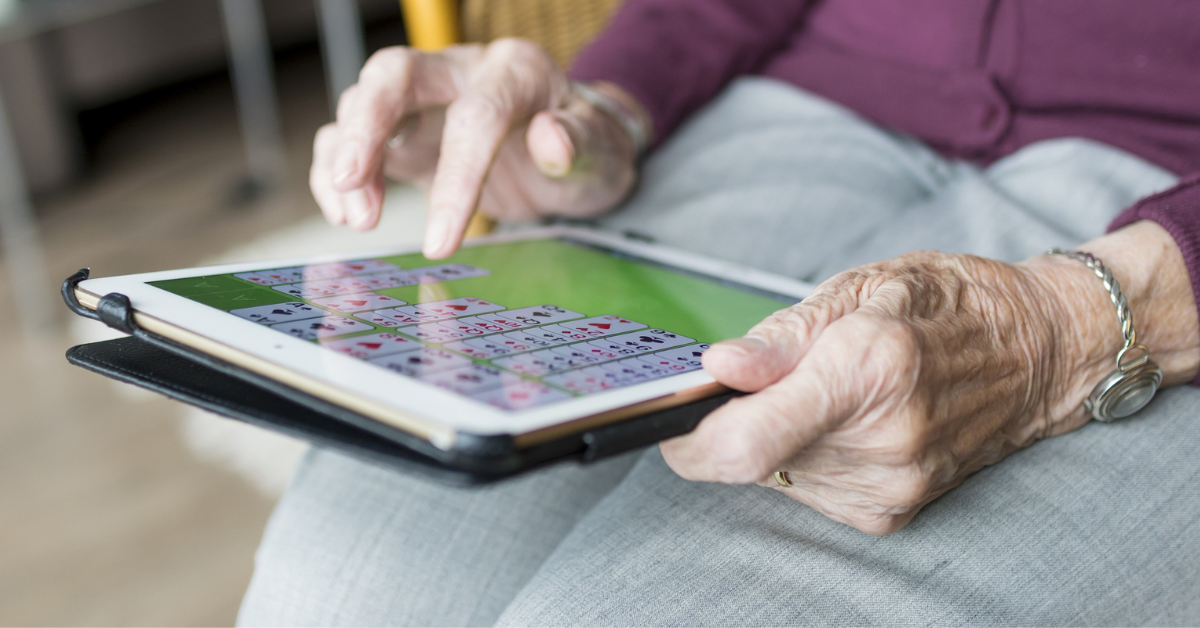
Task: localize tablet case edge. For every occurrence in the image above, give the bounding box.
[62,269,740,483]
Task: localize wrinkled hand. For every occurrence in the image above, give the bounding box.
[662,251,1115,535]
[311,39,640,258]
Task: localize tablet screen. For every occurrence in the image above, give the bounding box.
[148,237,796,412]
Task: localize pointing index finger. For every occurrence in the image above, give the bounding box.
[334,48,459,192]
[423,41,563,258]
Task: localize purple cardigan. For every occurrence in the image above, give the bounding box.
[570,0,1200,384]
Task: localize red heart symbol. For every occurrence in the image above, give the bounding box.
[447,304,468,311]
[512,392,529,400]
[357,342,383,350]
[590,323,611,330]
[347,300,368,306]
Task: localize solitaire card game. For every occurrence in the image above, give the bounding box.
[149,237,795,412]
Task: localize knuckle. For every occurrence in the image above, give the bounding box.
[888,422,928,463]
[313,123,338,149]
[884,468,934,510]
[871,317,921,366]
[852,513,906,536]
[487,37,540,61]
[360,46,412,80]
[753,303,816,344]
[448,96,509,129]
[335,85,359,116]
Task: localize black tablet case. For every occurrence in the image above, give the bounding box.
[62,269,739,485]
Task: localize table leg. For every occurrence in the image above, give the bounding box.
[316,0,366,115]
[219,0,286,192]
[0,85,54,338]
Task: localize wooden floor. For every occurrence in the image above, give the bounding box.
[0,47,344,626]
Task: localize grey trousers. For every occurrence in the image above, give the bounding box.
[238,78,1200,626]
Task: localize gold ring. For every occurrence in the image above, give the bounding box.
[773,470,794,488]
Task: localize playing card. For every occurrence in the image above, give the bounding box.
[599,357,672,382]
[319,332,421,359]
[437,319,490,337]
[470,381,571,411]
[492,335,543,353]
[272,277,373,299]
[575,341,627,362]
[385,297,505,324]
[413,297,505,320]
[499,330,555,348]
[443,337,515,359]
[476,312,531,330]
[418,263,491,283]
[370,306,423,325]
[492,305,583,327]
[311,292,405,313]
[230,301,322,325]
[555,315,646,338]
[394,322,467,343]
[600,329,694,352]
[355,270,420,290]
[368,347,472,377]
[234,267,305,286]
[544,366,622,395]
[593,362,649,384]
[547,344,605,368]
[344,259,400,275]
[508,328,573,346]
[642,343,710,370]
[270,314,373,340]
[352,310,404,328]
[419,364,523,396]
[492,351,569,377]
[454,316,510,334]
[585,337,645,358]
[299,261,394,280]
[539,324,600,342]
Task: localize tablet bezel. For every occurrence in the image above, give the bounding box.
[75,227,812,450]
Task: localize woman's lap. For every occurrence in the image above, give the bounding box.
[239,77,1197,626]
[496,388,1200,626]
[236,450,642,626]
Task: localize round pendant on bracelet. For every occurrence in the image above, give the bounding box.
[1046,248,1161,422]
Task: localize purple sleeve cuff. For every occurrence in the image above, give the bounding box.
[568,0,811,146]
[1109,174,1200,385]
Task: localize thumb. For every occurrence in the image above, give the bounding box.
[527,110,575,177]
[526,96,636,181]
[703,282,867,392]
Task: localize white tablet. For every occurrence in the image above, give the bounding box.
[72,227,810,467]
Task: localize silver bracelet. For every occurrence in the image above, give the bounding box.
[1047,248,1162,421]
[571,81,650,156]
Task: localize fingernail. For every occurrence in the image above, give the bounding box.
[541,122,573,176]
[720,337,768,356]
[333,141,359,184]
[424,212,452,258]
[344,189,371,228]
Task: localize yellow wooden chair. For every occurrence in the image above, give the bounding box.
[397,0,624,236]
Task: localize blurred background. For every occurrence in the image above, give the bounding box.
[0,0,617,624]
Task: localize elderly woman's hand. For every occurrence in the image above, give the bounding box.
[662,222,1199,535]
[311,39,642,258]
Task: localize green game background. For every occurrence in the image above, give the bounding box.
[150,238,796,347]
